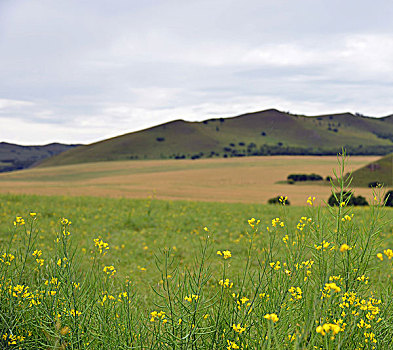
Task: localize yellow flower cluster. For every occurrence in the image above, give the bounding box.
[57,257,68,267]
[248,217,260,229]
[315,240,334,251]
[0,252,15,265]
[272,217,284,227]
[8,284,42,307]
[322,282,341,299]
[226,340,240,349]
[269,261,281,270]
[94,238,110,255]
[259,292,270,300]
[296,216,312,232]
[364,332,377,344]
[307,196,316,205]
[217,250,231,259]
[288,286,302,301]
[339,244,351,252]
[279,196,288,204]
[232,323,246,334]
[14,216,25,226]
[263,313,279,322]
[184,294,199,302]
[61,218,71,226]
[341,214,353,222]
[150,311,167,324]
[383,249,393,259]
[103,265,116,277]
[357,275,369,284]
[219,279,233,288]
[32,250,44,266]
[2,333,25,346]
[316,323,341,337]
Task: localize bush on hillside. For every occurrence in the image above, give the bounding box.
[328,191,369,206]
[368,181,383,188]
[267,195,290,205]
[287,173,323,182]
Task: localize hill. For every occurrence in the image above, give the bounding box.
[38,109,393,167]
[351,153,393,187]
[0,142,80,173]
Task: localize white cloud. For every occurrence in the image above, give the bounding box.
[0,98,34,109]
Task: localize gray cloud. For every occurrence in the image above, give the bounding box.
[0,0,392,144]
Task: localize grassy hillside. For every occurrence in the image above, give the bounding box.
[39,109,393,167]
[0,142,79,172]
[351,153,393,187]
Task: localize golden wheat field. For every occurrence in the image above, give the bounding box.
[0,156,380,205]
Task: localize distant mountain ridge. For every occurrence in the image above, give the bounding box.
[0,142,80,172]
[37,109,393,168]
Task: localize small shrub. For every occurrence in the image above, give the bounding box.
[384,190,393,207]
[267,195,290,205]
[287,174,323,182]
[328,191,369,206]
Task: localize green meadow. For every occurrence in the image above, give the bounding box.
[1,155,393,349]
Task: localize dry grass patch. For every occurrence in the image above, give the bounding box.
[0,156,381,205]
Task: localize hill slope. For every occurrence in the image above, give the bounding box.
[39,109,393,167]
[351,153,393,187]
[0,142,79,172]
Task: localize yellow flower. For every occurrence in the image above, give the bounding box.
[232,323,246,334]
[316,323,341,337]
[264,313,279,322]
[248,217,260,229]
[219,279,233,288]
[35,258,44,266]
[279,196,288,204]
[61,218,71,225]
[103,265,116,277]
[340,244,350,252]
[14,216,25,226]
[218,250,231,259]
[307,196,316,205]
[93,238,110,255]
[377,253,383,261]
[184,294,199,302]
[384,249,393,259]
[32,250,42,257]
[69,309,81,317]
[288,287,302,301]
[227,340,240,349]
[223,250,231,259]
[240,296,249,304]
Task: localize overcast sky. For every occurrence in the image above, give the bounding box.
[1,0,393,145]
